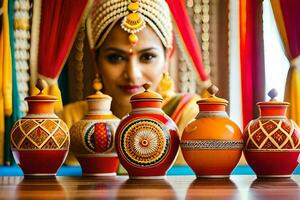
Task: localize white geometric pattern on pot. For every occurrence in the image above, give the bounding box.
[245,119,300,150]
[11,119,68,149]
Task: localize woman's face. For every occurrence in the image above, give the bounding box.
[97,24,167,108]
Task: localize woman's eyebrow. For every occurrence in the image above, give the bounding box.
[138,47,159,53]
[103,47,160,54]
[103,47,127,53]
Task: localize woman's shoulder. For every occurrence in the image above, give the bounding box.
[58,100,88,128]
[162,93,200,124]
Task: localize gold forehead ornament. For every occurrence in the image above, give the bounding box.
[121,0,146,46]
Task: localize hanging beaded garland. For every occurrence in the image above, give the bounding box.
[14,0,32,116]
[175,0,212,93]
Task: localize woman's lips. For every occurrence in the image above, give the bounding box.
[120,85,142,94]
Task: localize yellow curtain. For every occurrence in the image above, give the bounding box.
[284,66,300,124]
[271,0,300,125]
[0,0,12,164]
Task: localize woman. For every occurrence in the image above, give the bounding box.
[61,0,200,166]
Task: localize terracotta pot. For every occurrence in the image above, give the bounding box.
[244,89,300,178]
[115,83,180,179]
[10,79,70,176]
[70,77,120,176]
[181,85,243,178]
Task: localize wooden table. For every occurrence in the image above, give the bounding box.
[0,175,300,199]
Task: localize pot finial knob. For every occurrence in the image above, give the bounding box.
[143,82,152,91]
[207,85,219,96]
[268,88,278,101]
[36,78,48,94]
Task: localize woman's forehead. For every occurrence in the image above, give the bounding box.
[101,24,164,50]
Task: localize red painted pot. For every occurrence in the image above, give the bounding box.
[70,77,120,176]
[10,79,70,176]
[115,83,180,179]
[244,89,300,177]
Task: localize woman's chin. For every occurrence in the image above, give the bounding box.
[113,96,131,108]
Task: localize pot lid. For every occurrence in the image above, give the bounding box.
[25,79,57,101]
[197,85,228,104]
[257,89,289,106]
[130,82,163,102]
[86,75,112,100]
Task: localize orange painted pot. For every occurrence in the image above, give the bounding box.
[10,79,70,176]
[181,85,243,178]
[244,89,300,178]
[70,77,120,176]
[115,83,180,179]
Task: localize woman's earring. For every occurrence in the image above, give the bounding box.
[157,72,175,100]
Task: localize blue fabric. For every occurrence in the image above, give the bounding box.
[1,165,300,176]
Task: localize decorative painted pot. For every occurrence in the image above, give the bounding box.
[181,85,243,178]
[10,79,70,176]
[115,83,180,179]
[244,89,300,178]
[70,77,120,176]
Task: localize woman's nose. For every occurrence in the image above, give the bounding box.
[124,59,142,82]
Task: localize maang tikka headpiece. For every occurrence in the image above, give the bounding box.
[87,0,173,50]
[121,0,146,46]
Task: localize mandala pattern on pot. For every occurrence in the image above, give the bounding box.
[120,119,169,166]
[244,119,300,151]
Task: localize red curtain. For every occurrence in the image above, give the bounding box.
[38,0,89,83]
[239,0,265,127]
[271,0,300,125]
[276,1,300,59]
[166,0,208,81]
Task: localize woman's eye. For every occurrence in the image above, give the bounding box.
[140,53,157,63]
[106,54,126,63]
